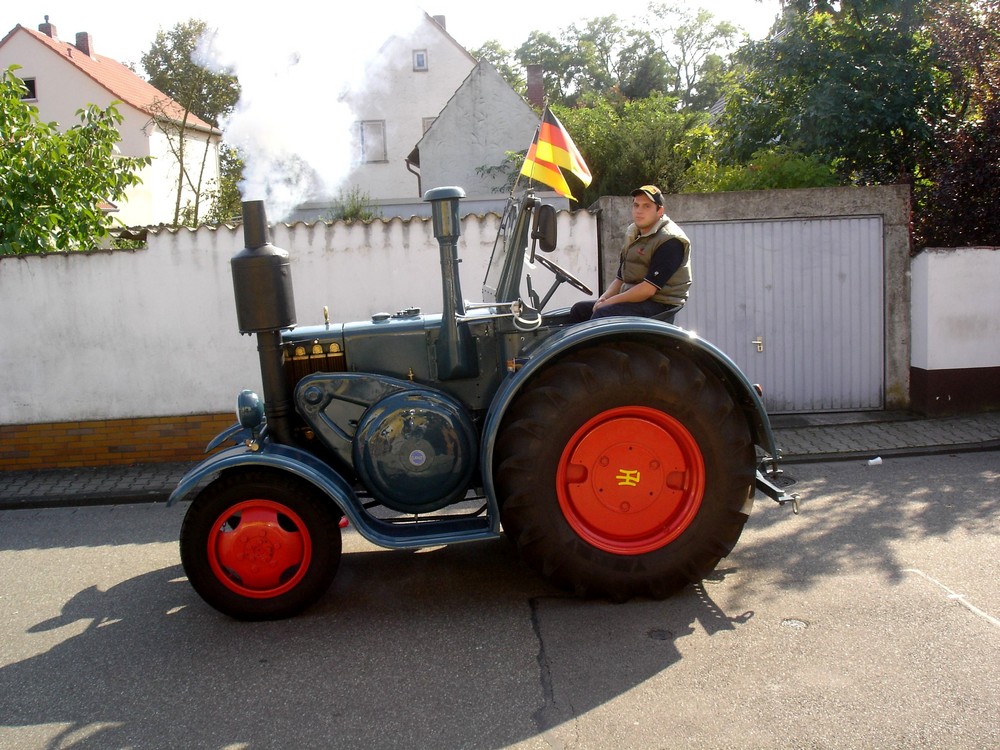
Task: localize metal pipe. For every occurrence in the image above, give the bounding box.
[242,200,268,250]
[255,330,294,445]
[425,187,478,380]
[232,200,297,445]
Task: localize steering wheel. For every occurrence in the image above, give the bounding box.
[535,255,593,296]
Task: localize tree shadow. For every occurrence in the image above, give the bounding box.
[1,538,752,749]
[0,503,183,551]
[737,452,1000,592]
[5,452,994,747]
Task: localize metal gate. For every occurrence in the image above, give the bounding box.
[674,216,885,413]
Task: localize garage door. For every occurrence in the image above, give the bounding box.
[673,216,884,413]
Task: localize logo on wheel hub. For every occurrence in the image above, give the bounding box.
[616,469,641,487]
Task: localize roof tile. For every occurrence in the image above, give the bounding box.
[3,24,218,133]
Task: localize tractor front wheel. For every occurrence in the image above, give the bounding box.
[180,470,342,620]
[495,342,755,599]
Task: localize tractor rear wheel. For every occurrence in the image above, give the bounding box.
[495,342,754,599]
[180,470,342,620]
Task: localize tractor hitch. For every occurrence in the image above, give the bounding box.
[756,462,800,514]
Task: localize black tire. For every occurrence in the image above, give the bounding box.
[494,342,754,600]
[180,470,342,620]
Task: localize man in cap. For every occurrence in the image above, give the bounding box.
[569,184,691,324]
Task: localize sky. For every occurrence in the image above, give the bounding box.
[7,1,784,67]
[5,0,783,218]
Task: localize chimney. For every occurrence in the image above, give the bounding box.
[38,15,57,39]
[432,15,446,30]
[75,32,94,57]
[527,64,544,109]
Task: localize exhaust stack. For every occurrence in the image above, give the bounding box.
[231,201,297,444]
[425,187,478,380]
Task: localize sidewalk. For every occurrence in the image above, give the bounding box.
[2,411,999,511]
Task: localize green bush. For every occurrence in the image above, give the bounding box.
[683,148,841,193]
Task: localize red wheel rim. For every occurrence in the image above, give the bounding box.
[206,499,313,598]
[556,406,705,555]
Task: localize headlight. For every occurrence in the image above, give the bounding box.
[236,389,265,429]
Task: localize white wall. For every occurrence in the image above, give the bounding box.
[0,210,599,425]
[144,127,221,226]
[911,247,1000,370]
[5,202,998,426]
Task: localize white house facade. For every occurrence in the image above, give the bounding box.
[341,14,477,210]
[287,14,553,221]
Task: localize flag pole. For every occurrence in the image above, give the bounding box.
[511,109,544,197]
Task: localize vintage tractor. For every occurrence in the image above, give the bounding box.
[168,186,796,620]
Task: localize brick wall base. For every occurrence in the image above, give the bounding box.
[0,413,235,471]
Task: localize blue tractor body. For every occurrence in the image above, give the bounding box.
[171,187,794,620]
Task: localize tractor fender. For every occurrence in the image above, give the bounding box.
[167,441,498,549]
[167,442,358,514]
[480,317,780,503]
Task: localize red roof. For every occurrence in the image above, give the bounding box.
[1,24,219,133]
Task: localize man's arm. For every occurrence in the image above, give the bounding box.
[644,238,685,289]
[593,279,657,311]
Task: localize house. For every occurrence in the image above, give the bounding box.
[291,13,546,221]
[0,17,222,227]
[405,59,549,215]
[339,13,477,217]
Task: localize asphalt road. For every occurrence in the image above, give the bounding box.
[1,452,998,749]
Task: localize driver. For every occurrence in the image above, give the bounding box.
[568,184,691,324]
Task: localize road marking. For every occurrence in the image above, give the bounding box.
[903,568,1000,630]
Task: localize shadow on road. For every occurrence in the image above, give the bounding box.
[739,451,1000,592]
[4,453,996,747]
[0,503,182,552]
[0,537,751,749]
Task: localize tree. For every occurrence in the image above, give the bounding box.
[553,98,710,205]
[515,16,671,105]
[568,16,633,102]
[720,1,946,184]
[516,31,577,104]
[651,6,741,109]
[473,41,525,95]
[198,144,243,225]
[0,67,149,255]
[616,31,672,101]
[507,9,740,108]
[914,0,1000,246]
[141,19,241,226]
[720,0,1000,246]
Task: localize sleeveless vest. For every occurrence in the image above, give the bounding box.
[619,216,692,306]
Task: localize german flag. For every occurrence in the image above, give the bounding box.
[520,107,592,200]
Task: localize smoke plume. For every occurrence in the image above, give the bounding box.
[194,4,426,220]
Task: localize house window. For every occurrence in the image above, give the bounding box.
[22,77,37,100]
[358,120,387,163]
[413,50,428,72]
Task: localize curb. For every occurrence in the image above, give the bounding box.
[2,490,172,511]
[779,438,1000,465]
